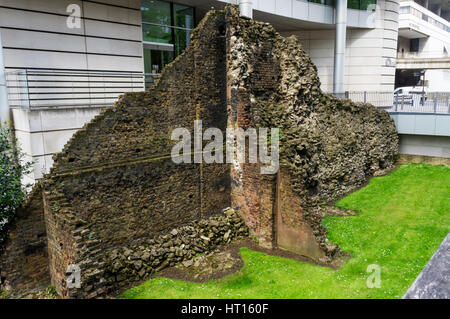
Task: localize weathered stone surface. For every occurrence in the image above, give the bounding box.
[403,234,450,299]
[225,5,397,255]
[1,5,397,298]
[0,185,50,298]
[176,250,239,280]
[103,209,248,291]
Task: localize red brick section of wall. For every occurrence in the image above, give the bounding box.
[0,185,50,297]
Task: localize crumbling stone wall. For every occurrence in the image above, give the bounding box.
[39,11,233,298]
[225,6,398,258]
[105,208,248,293]
[1,6,397,298]
[0,184,50,297]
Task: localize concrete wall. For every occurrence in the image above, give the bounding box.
[282,0,400,92]
[391,112,450,159]
[399,134,450,158]
[391,112,450,136]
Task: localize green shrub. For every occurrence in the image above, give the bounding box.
[0,123,32,249]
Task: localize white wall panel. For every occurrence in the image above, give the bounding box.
[3,49,88,69]
[1,29,87,52]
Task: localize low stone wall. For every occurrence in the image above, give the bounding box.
[90,208,248,297]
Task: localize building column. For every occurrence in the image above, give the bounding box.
[0,31,10,125]
[334,0,347,95]
[436,3,442,17]
[239,0,253,19]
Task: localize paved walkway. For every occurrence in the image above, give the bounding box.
[403,233,450,299]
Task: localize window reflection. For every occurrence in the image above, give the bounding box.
[141,0,171,26]
[141,1,195,88]
[142,24,172,43]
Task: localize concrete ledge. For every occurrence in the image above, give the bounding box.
[403,234,450,299]
[398,134,450,159]
[397,153,450,166]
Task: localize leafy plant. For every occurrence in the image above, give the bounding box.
[0,123,32,249]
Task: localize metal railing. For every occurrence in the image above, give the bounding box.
[344,91,450,114]
[6,69,145,109]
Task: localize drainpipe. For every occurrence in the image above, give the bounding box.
[334,0,347,96]
[0,30,10,125]
[239,0,253,19]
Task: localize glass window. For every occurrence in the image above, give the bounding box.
[142,24,172,43]
[173,4,194,29]
[143,47,174,88]
[347,0,377,10]
[410,38,420,52]
[143,48,174,74]
[141,1,195,88]
[399,6,410,14]
[348,0,360,9]
[141,0,171,26]
[360,0,377,11]
[173,28,191,56]
[308,0,334,6]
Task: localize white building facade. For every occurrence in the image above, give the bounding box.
[0,0,410,183]
[396,0,450,91]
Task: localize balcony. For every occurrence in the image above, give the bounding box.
[399,2,450,39]
[396,52,450,69]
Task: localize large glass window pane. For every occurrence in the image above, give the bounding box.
[410,38,420,52]
[141,0,171,26]
[360,0,377,11]
[142,24,172,43]
[399,6,410,14]
[144,49,173,73]
[174,28,191,56]
[348,0,360,9]
[173,4,194,29]
[143,48,174,88]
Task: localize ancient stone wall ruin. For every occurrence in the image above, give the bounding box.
[0,185,49,295]
[1,6,398,298]
[225,6,398,257]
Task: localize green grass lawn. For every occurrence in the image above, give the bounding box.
[121,164,450,299]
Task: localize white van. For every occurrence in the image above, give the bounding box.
[394,86,427,105]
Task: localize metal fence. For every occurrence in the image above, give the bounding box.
[344,91,450,114]
[6,69,145,109]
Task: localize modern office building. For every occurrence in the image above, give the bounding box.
[396,0,450,91]
[0,0,403,183]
